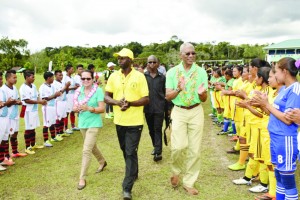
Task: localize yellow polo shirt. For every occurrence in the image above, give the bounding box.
[105,67,149,126]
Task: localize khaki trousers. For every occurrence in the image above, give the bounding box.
[80,127,105,180]
[171,104,204,188]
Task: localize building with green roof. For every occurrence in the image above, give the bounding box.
[263,39,300,62]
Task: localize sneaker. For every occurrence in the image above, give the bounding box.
[50,135,64,142]
[249,184,268,193]
[72,127,80,131]
[255,193,276,200]
[25,147,35,155]
[208,113,215,117]
[0,165,6,171]
[228,162,246,171]
[32,144,44,149]
[0,157,15,166]
[232,177,252,185]
[11,152,27,158]
[61,133,70,137]
[65,129,73,134]
[105,113,112,119]
[217,130,228,135]
[44,140,53,147]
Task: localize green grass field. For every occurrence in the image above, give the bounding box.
[1,73,300,200]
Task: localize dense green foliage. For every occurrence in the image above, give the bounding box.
[0,36,267,72]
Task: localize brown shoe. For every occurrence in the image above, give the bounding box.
[96,161,107,173]
[183,186,199,195]
[170,175,179,188]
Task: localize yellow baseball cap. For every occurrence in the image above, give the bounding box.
[113,48,134,60]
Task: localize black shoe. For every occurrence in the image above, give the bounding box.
[153,154,162,162]
[123,191,132,200]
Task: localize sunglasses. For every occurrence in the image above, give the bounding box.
[81,78,92,81]
[148,61,157,64]
[185,52,196,56]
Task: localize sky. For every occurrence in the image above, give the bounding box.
[1,0,300,52]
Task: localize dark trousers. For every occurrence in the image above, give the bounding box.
[116,125,143,192]
[145,113,164,155]
[106,104,113,113]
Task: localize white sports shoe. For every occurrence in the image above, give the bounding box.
[232,177,252,185]
[65,129,73,134]
[0,165,6,171]
[249,184,268,193]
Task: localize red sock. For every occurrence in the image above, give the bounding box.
[50,125,55,139]
[70,112,75,128]
[0,141,5,162]
[24,130,31,148]
[64,114,69,129]
[43,126,49,142]
[3,140,9,159]
[30,130,36,147]
[10,134,19,154]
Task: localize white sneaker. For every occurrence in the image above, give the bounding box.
[232,177,252,185]
[65,129,73,134]
[44,140,53,147]
[249,184,268,193]
[0,165,6,171]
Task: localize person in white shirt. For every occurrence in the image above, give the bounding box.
[39,72,62,147]
[74,64,84,87]
[64,64,79,133]
[20,70,47,155]
[1,70,26,166]
[53,70,71,138]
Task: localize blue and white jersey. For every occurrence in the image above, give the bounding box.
[39,83,56,107]
[1,84,19,119]
[0,88,8,117]
[53,80,67,101]
[268,82,300,136]
[63,75,75,95]
[19,83,38,112]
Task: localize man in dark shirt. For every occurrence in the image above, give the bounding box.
[144,55,166,162]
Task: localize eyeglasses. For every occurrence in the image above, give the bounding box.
[185,52,196,56]
[148,61,157,64]
[81,78,92,81]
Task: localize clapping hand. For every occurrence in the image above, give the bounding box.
[177,76,185,91]
[198,83,207,95]
[285,108,300,124]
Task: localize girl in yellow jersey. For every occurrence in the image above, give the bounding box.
[212,68,226,126]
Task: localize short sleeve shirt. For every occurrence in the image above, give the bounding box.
[53,80,67,101]
[19,83,38,112]
[166,62,208,106]
[1,84,19,119]
[39,83,55,107]
[105,68,149,126]
[0,88,8,117]
[64,75,76,94]
[77,87,104,129]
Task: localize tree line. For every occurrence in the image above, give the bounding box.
[0,36,267,73]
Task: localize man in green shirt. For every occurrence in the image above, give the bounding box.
[165,43,208,196]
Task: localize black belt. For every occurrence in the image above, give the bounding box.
[176,103,200,110]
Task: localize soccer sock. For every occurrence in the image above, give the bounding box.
[281,172,298,200]
[50,125,56,139]
[259,163,268,186]
[55,120,60,135]
[223,118,230,132]
[10,134,19,154]
[245,158,259,179]
[64,114,69,130]
[217,113,223,123]
[212,108,217,116]
[70,111,75,127]
[274,168,285,200]
[43,126,49,142]
[234,140,240,151]
[60,118,65,134]
[30,130,36,147]
[24,130,31,148]
[268,169,276,197]
[231,121,237,134]
[0,141,5,162]
[238,144,249,165]
[2,140,9,159]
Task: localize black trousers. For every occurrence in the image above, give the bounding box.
[145,113,164,155]
[116,125,143,192]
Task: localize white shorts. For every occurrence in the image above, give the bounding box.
[6,118,19,135]
[24,111,40,130]
[66,94,74,113]
[0,117,9,142]
[56,101,67,120]
[42,106,56,127]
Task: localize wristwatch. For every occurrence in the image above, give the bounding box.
[175,88,181,93]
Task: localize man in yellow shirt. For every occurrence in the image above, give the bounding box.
[105,48,149,200]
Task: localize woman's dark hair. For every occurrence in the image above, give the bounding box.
[257,67,271,84]
[87,64,95,70]
[250,58,270,68]
[81,70,94,79]
[277,57,299,77]
[214,69,222,77]
[224,69,233,77]
[233,65,243,75]
[243,65,249,73]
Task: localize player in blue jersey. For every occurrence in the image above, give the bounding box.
[253,57,300,200]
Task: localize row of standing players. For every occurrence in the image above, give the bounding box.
[208,58,300,200]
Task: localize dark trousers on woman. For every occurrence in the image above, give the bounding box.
[145,113,164,155]
[116,125,143,192]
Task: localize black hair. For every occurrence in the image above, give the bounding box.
[215,69,222,77]
[81,70,94,79]
[5,70,16,79]
[225,69,233,77]
[233,65,243,75]
[76,64,84,69]
[54,70,62,75]
[277,57,299,77]
[23,70,34,79]
[257,67,271,84]
[250,58,270,68]
[43,71,54,80]
[87,64,95,70]
[65,64,73,72]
